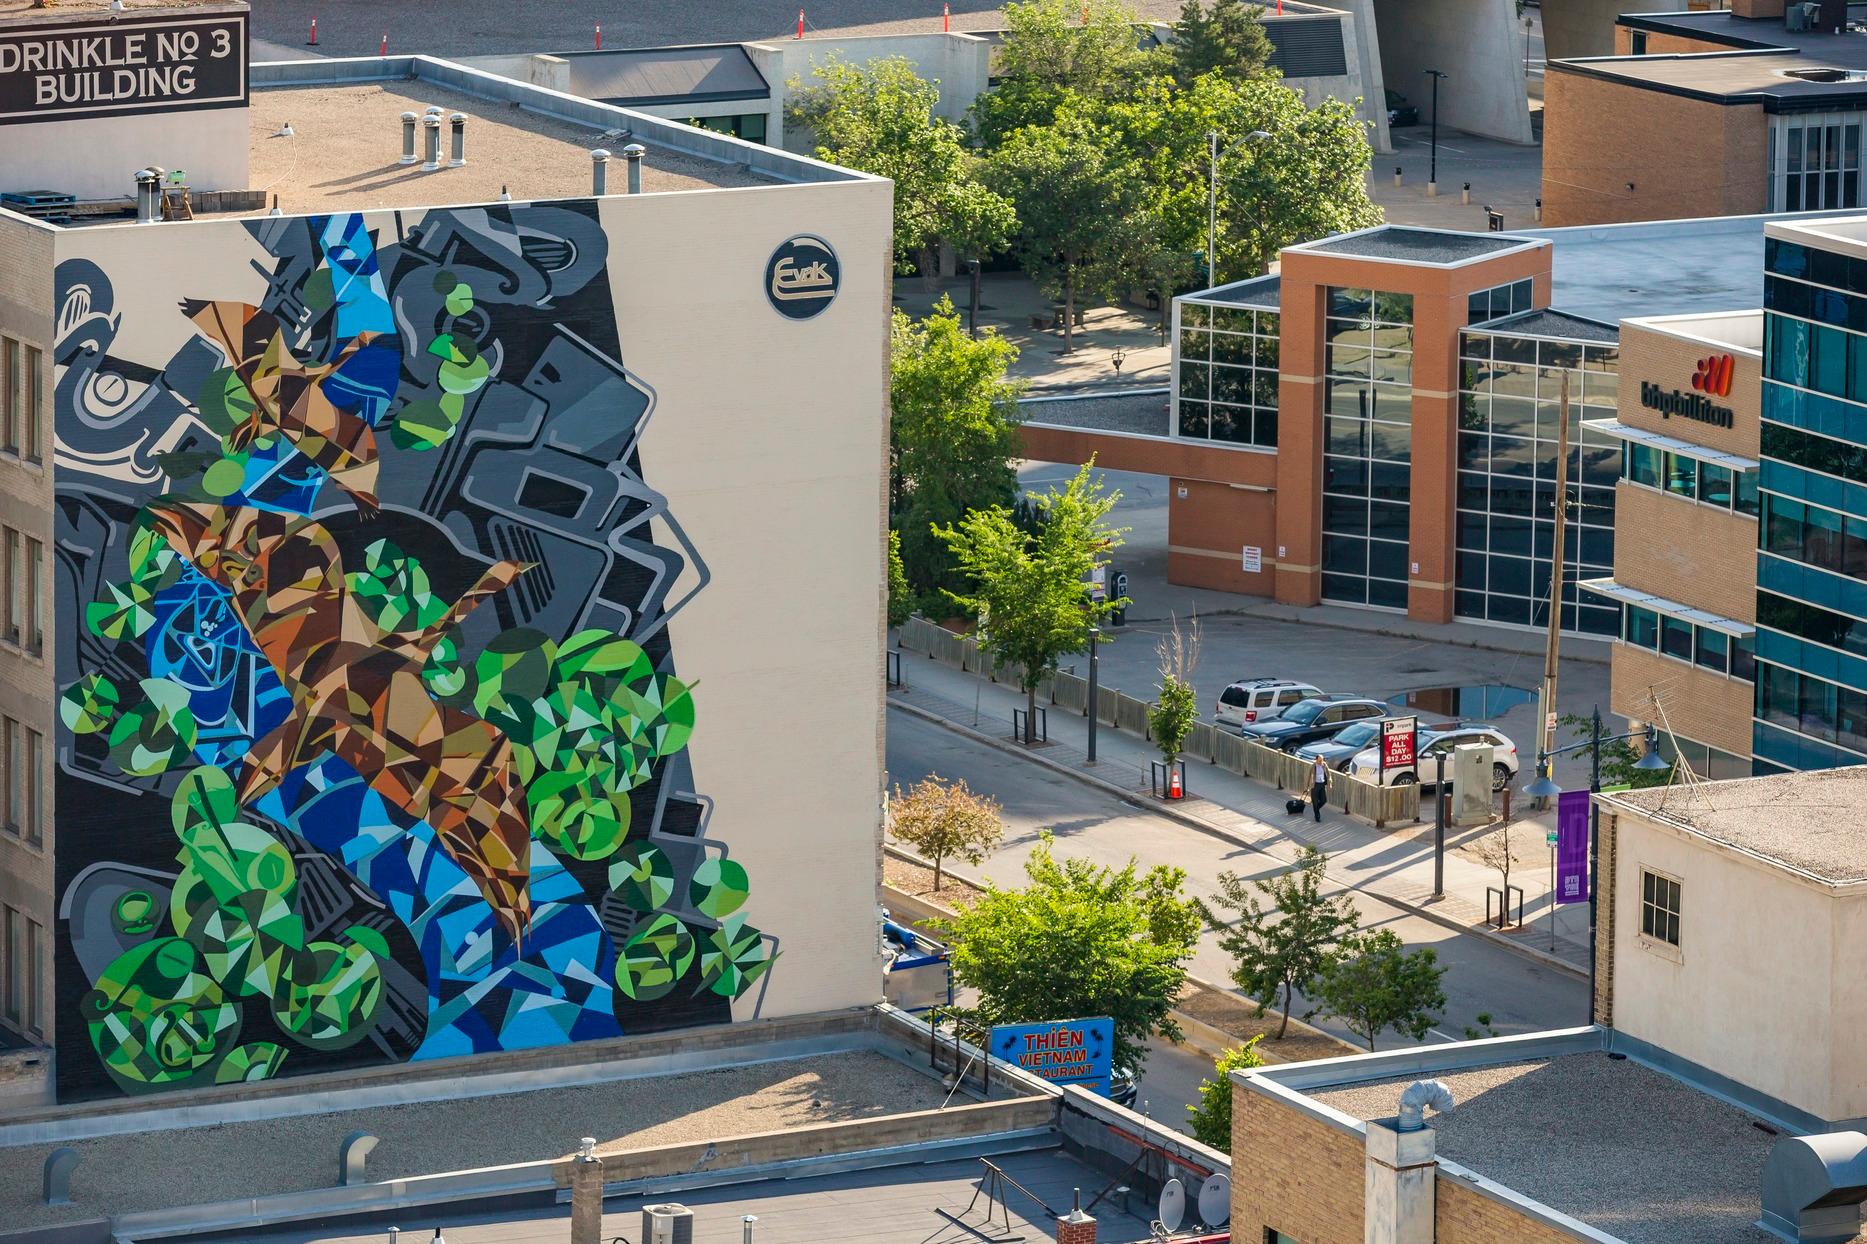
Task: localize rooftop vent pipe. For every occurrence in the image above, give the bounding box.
[133,167,160,223]
[590,148,611,195]
[420,114,442,172]
[622,142,645,194]
[1759,1131,1867,1243]
[449,113,467,168]
[399,111,419,165]
[1395,1079,1454,1132]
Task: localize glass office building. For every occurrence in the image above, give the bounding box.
[1175,281,1281,449]
[1457,312,1623,636]
[1321,287,1414,610]
[1754,229,1867,770]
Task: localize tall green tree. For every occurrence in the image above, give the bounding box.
[971,0,1163,147]
[1095,71,1381,284]
[1314,930,1446,1051]
[986,111,1152,353]
[891,297,1024,611]
[789,56,1016,280]
[1556,712,1672,788]
[1185,1038,1264,1150]
[1171,0,1273,86]
[1197,847,1358,1038]
[934,462,1126,743]
[936,833,1201,1074]
[886,529,912,628]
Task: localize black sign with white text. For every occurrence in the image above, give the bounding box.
[0,10,247,125]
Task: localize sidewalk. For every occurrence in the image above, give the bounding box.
[888,649,1592,976]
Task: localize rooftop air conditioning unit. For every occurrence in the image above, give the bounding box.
[642,1203,695,1244]
[1786,3,1811,30]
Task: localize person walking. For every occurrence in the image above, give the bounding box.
[1310,755,1329,823]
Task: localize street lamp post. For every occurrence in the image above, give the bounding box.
[1425,69,1447,196]
[967,258,982,338]
[1523,707,1668,1025]
[1086,626,1101,764]
[1206,129,1218,287]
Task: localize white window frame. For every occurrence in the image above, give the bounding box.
[1768,111,1867,213]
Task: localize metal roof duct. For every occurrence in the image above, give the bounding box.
[1759,1131,1867,1243]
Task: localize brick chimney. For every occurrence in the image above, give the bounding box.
[1057,1207,1096,1244]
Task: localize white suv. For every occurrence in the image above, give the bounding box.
[1214,679,1324,729]
[1348,725,1520,791]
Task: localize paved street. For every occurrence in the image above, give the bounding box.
[885,710,1590,1125]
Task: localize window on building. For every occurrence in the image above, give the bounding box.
[1625,604,1658,649]
[0,339,15,456]
[1771,115,1864,213]
[24,727,41,846]
[1175,302,1280,449]
[1732,633,1757,683]
[3,528,16,646]
[1641,869,1682,946]
[23,347,41,465]
[24,918,40,1036]
[1322,289,1413,611]
[24,537,40,655]
[682,113,768,145]
[1627,443,1660,489]
[3,906,19,1025]
[1455,334,1619,637]
[7,717,22,838]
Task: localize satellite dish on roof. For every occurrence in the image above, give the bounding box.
[1197,1173,1232,1227]
[1157,1177,1186,1234]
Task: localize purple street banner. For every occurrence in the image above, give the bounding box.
[1556,790,1591,904]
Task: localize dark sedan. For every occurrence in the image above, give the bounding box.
[1240,697,1388,752]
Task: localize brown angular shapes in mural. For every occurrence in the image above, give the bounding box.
[184,300,384,511]
[145,502,539,943]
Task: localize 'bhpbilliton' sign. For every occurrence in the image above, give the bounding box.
[0,11,247,125]
[989,1017,1114,1096]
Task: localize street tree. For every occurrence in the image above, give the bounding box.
[1149,614,1202,768]
[1556,711,1672,788]
[887,775,1004,891]
[1473,822,1517,926]
[1314,929,1447,1051]
[891,297,1024,612]
[1095,71,1381,283]
[886,529,912,629]
[971,0,1163,146]
[986,112,1152,353]
[934,462,1126,743]
[1171,0,1273,86]
[1197,847,1357,1038]
[936,832,1201,1074]
[789,56,1017,281]
[1184,1038,1264,1150]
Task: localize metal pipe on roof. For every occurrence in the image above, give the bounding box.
[449,114,467,168]
[133,168,159,224]
[420,115,442,172]
[399,112,419,166]
[590,148,611,195]
[1396,1079,1454,1132]
[622,142,645,195]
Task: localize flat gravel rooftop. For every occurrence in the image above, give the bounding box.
[1022,393,1170,437]
[241,79,773,217]
[246,1148,1157,1244]
[0,1051,954,1231]
[1312,1052,1778,1244]
[1611,768,1867,883]
[1301,227,1536,264]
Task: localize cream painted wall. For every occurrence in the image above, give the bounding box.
[1608,808,1865,1121]
[599,181,892,1021]
[0,105,248,201]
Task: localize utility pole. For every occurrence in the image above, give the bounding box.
[1206,129,1219,287]
[1425,69,1447,196]
[1535,373,1572,807]
[1086,627,1101,764]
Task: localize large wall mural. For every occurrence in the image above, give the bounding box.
[51,203,774,1100]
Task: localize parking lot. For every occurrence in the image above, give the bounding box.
[1020,464,1616,794]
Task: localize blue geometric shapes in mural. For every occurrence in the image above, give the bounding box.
[315,213,396,341]
[145,564,291,767]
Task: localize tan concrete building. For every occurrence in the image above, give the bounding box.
[1231,765,1867,1244]
[1582,312,1763,778]
[1543,3,1867,227]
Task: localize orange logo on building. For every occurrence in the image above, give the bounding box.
[1691,353,1734,398]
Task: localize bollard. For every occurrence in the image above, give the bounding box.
[43,1148,78,1206]
[307,17,318,45]
[379,32,387,56]
[1393,165,1402,187]
[622,143,645,194]
[590,148,611,195]
[398,112,418,165]
[420,115,442,171]
[448,113,467,168]
[797,8,805,37]
[1535,196,1543,222]
[595,21,602,49]
[1461,181,1471,205]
